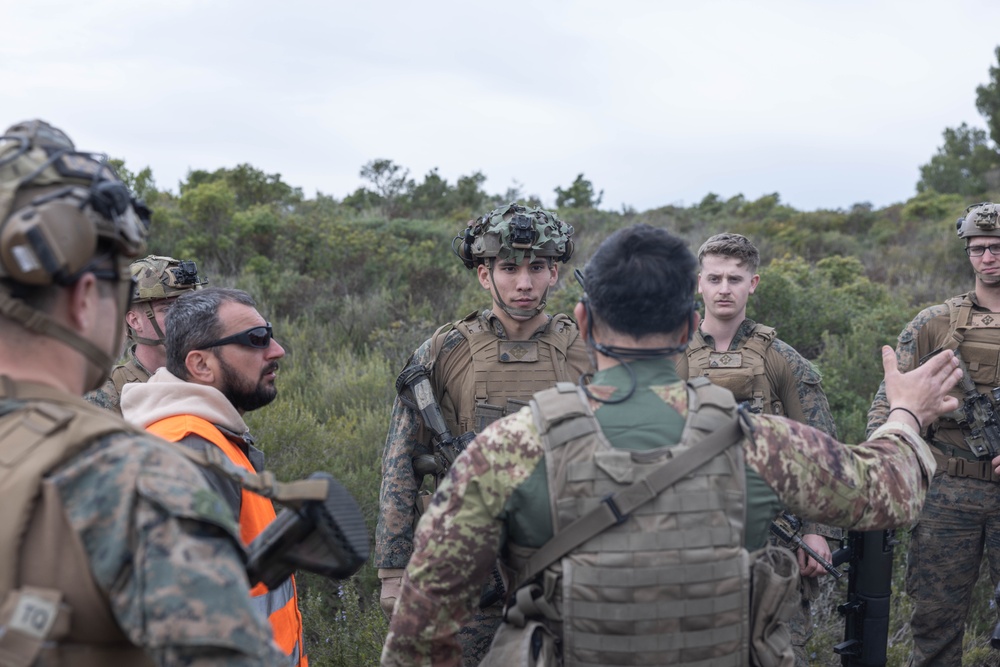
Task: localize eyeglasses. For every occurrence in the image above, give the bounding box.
[197,323,273,350]
[966,244,1000,257]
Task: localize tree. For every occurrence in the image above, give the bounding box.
[975,46,1000,147]
[554,173,603,209]
[916,123,1000,196]
[359,159,412,218]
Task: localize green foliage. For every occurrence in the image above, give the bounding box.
[554,173,603,209]
[917,123,1000,196]
[975,46,1000,148]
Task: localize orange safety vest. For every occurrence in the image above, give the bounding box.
[147,414,307,667]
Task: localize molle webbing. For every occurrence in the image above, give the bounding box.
[0,378,153,666]
[525,378,749,666]
[687,325,778,414]
[429,311,580,435]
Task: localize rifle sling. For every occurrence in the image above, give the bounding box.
[516,414,743,587]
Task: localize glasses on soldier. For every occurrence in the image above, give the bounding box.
[197,323,273,350]
[966,244,1000,257]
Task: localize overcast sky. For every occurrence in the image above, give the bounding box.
[3,0,998,213]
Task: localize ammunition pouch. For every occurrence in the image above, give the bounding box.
[749,545,800,667]
[479,619,559,667]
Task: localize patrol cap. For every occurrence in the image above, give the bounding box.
[131,255,207,303]
[956,202,1000,239]
[453,202,574,270]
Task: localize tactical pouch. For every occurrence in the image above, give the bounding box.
[479,619,559,667]
[749,545,800,667]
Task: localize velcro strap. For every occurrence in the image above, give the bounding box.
[0,587,70,667]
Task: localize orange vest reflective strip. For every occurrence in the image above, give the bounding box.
[146,414,307,667]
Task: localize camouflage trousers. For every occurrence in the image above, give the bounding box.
[906,472,1000,667]
[457,602,504,667]
[790,577,818,667]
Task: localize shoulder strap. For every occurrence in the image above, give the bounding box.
[944,295,972,352]
[517,403,743,587]
[742,324,777,358]
[428,311,479,366]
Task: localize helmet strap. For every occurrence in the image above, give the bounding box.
[138,301,166,346]
[487,261,548,320]
[0,289,116,392]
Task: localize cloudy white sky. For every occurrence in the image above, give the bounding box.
[3,0,998,213]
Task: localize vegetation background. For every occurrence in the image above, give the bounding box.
[112,46,1000,666]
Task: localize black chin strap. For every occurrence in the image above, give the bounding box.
[578,299,694,405]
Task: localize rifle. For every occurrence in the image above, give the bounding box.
[831,530,896,667]
[769,511,843,580]
[950,352,1000,460]
[245,472,370,590]
[396,363,476,479]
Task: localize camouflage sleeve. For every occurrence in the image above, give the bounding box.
[53,432,282,666]
[376,340,436,570]
[770,339,837,438]
[745,414,935,530]
[83,377,121,415]
[865,305,948,437]
[381,408,545,667]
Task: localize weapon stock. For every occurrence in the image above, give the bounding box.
[397,364,476,478]
[245,472,370,590]
[832,530,895,667]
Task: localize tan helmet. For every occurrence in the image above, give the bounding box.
[0,119,149,391]
[128,255,207,346]
[454,202,574,270]
[956,202,1000,239]
[131,255,207,303]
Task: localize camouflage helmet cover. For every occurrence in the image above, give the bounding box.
[0,119,148,286]
[130,255,207,303]
[956,202,1000,239]
[454,202,574,269]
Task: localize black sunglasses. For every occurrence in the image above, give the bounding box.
[197,323,273,350]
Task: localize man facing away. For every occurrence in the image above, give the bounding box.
[121,286,307,666]
[381,223,961,667]
[376,203,592,665]
[867,202,1000,666]
[0,119,281,665]
[675,232,840,664]
[86,254,207,413]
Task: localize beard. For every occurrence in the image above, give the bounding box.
[218,354,278,412]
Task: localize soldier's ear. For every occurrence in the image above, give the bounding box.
[184,349,217,386]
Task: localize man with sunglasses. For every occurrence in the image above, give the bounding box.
[867,201,1000,666]
[0,120,282,664]
[86,254,207,414]
[121,286,307,667]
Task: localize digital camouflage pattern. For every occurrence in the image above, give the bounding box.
[381,362,935,667]
[2,399,283,665]
[84,345,152,413]
[867,293,1000,667]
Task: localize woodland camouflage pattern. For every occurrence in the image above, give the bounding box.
[381,376,936,666]
[8,400,284,665]
[866,292,1000,665]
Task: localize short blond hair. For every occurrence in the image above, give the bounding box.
[697,233,760,273]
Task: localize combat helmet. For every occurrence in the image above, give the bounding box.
[956,202,1000,239]
[454,202,574,270]
[0,119,149,391]
[454,203,574,319]
[129,255,208,346]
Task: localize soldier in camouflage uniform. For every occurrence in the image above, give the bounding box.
[675,232,839,666]
[867,202,1000,667]
[86,254,207,413]
[381,223,962,667]
[0,120,281,665]
[376,203,592,666]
